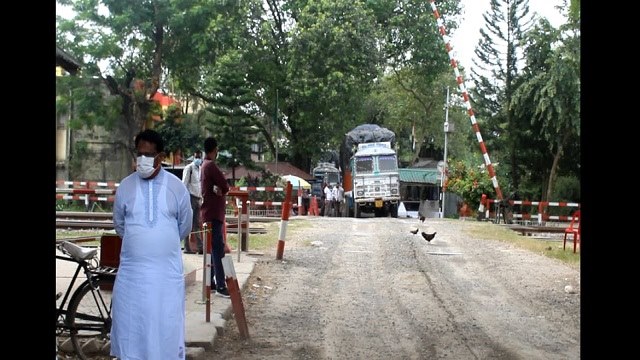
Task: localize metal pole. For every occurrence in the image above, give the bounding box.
[441,87,449,218]
[274,89,278,174]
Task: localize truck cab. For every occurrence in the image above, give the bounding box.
[349,142,400,217]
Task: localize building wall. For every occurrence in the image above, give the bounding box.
[56,96,71,180]
[72,126,133,182]
[56,73,134,182]
[56,129,67,162]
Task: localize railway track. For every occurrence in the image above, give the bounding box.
[56,211,279,232]
[56,211,115,230]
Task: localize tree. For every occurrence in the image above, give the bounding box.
[154,105,205,161]
[207,0,389,172]
[56,0,220,166]
[203,50,260,185]
[366,71,469,166]
[470,0,536,193]
[277,0,384,171]
[368,0,463,166]
[511,2,580,201]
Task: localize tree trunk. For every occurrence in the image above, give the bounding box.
[544,132,570,202]
[545,150,560,202]
[232,166,237,187]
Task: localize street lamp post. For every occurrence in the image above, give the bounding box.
[274,88,279,174]
[441,87,451,218]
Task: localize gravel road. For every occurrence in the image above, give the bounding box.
[207,216,580,360]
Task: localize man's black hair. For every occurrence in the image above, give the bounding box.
[204,137,218,154]
[135,129,165,153]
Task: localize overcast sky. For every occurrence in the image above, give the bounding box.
[450,0,568,75]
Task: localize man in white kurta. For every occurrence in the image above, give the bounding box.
[111,129,193,360]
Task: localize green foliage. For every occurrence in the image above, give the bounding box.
[371,70,468,166]
[444,159,494,209]
[56,0,579,202]
[550,176,580,202]
[470,0,537,191]
[279,0,385,169]
[154,105,204,157]
[69,141,90,179]
[511,11,580,200]
[56,76,121,130]
[235,170,286,203]
[57,0,225,154]
[203,50,260,181]
[56,199,87,212]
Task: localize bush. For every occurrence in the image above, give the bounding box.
[444,160,494,210]
[551,176,580,202]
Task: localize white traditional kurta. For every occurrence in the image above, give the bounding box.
[111,168,192,360]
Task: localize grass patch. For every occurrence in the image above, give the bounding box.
[225,219,310,252]
[56,230,112,246]
[462,221,580,269]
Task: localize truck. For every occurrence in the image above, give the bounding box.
[310,161,341,198]
[339,124,401,218]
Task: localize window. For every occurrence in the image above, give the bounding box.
[355,157,374,173]
[378,155,398,172]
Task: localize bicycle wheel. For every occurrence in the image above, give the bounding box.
[66,276,114,360]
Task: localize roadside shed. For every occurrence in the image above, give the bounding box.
[399,167,461,218]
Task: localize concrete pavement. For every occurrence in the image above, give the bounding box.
[182,251,258,359]
[55,246,259,360]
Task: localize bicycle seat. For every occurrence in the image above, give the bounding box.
[61,241,97,261]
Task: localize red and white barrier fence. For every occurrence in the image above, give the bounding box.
[56,180,120,189]
[56,180,120,209]
[276,182,293,260]
[484,198,580,224]
[229,185,311,217]
[231,187,284,207]
[55,181,288,210]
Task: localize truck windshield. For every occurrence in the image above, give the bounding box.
[327,173,340,184]
[355,157,374,173]
[378,155,398,172]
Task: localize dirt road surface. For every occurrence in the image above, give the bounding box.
[207,216,580,359]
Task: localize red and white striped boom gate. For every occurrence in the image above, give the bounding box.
[430,1,504,201]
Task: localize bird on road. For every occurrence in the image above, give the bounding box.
[419,215,426,223]
[421,232,436,243]
[410,228,419,234]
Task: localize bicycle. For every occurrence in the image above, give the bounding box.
[56,241,117,360]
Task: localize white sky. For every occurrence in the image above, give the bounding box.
[450,0,567,75]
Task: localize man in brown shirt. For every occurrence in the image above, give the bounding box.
[200,137,231,297]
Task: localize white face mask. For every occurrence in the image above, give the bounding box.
[136,155,156,178]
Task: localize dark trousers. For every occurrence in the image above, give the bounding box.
[209,219,226,289]
[334,200,342,217]
[184,195,203,252]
